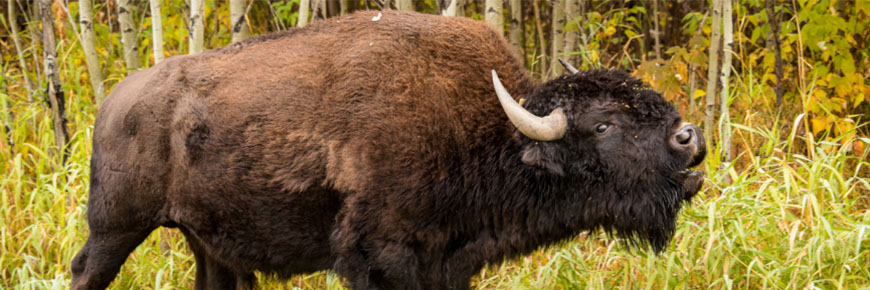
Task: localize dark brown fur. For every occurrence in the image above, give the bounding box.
[72,11,705,290]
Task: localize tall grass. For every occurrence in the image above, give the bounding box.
[2,68,868,289]
[1,13,869,290]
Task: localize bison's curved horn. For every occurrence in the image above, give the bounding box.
[491,70,567,141]
[558,58,580,74]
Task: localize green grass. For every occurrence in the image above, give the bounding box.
[1,55,868,290]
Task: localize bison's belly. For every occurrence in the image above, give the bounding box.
[170,185,343,276]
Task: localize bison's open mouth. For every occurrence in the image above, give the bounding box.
[679,170,704,201]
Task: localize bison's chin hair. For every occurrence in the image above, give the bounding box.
[595,183,688,253]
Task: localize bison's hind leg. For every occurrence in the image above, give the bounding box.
[181,228,255,290]
[71,148,167,289]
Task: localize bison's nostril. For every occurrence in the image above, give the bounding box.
[675,127,692,145]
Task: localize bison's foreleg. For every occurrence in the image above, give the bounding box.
[181,228,255,290]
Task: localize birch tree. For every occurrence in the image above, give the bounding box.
[190,0,205,54]
[719,0,733,161]
[396,0,413,11]
[532,0,546,75]
[298,0,311,27]
[485,0,503,31]
[40,0,70,163]
[149,0,165,63]
[230,0,249,42]
[508,0,523,59]
[549,0,566,76]
[118,0,140,69]
[766,0,784,107]
[562,0,579,65]
[651,0,662,59]
[442,0,465,17]
[8,0,35,101]
[704,0,722,142]
[79,0,106,105]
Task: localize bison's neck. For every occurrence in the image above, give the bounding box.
[451,132,586,261]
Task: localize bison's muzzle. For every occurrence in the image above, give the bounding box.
[671,122,706,201]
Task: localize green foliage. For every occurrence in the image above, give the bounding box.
[273,0,302,28]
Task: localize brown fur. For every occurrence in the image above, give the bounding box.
[71,11,705,290]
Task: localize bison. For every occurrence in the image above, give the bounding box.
[72,10,706,290]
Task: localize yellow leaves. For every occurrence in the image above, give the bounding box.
[854,93,866,109]
[693,90,706,98]
[810,115,832,135]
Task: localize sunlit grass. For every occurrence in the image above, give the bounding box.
[2,72,868,290]
[1,29,868,289]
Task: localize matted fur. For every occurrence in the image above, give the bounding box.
[71,11,705,290]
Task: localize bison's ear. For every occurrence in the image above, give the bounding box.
[521,143,565,176]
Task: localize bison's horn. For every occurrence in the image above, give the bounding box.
[491,70,567,141]
[558,58,579,74]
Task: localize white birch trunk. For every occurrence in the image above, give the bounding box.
[40,0,69,162]
[485,0,503,31]
[79,0,106,105]
[719,0,733,161]
[117,0,140,69]
[189,0,205,54]
[149,0,164,63]
[396,0,413,11]
[9,0,35,101]
[442,0,465,17]
[508,0,523,60]
[549,0,565,76]
[298,0,311,27]
[562,0,579,65]
[704,0,722,142]
[230,0,249,42]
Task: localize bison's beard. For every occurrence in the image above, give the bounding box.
[589,173,700,252]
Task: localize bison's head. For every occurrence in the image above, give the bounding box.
[492,67,706,252]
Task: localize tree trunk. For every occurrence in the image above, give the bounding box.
[704,0,721,143]
[312,0,327,19]
[189,0,205,54]
[652,0,662,60]
[118,0,140,69]
[396,0,413,11]
[29,0,44,97]
[230,0,249,43]
[485,0,503,31]
[40,0,70,163]
[563,0,579,65]
[766,0,784,108]
[79,0,107,106]
[149,0,165,63]
[508,0,523,61]
[532,0,546,75]
[340,0,348,14]
[1,61,12,148]
[298,0,311,27]
[383,0,392,9]
[442,0,465,17]
[9,0,35,101]
[719,0,733,161]
[549,0,566,76]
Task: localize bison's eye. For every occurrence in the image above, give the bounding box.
[594,123,611,135]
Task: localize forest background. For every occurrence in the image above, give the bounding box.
[1,0,868,289]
